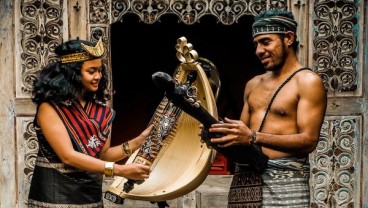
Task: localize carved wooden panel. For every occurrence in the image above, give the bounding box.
[17,0,64,97]
[312,0,362,95]
[110,0,287,24]
[310,116,361,208]
[17,117,37,207]
[89,0,110,24]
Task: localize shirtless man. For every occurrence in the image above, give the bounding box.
[208,9,327,207]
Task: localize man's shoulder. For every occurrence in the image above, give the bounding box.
[295,69,326,100]
[245,72,268,88]
[295,68,324,85]
[249,73,267,83]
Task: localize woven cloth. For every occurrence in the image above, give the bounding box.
[262,158,310,208]
[228,163,263,208]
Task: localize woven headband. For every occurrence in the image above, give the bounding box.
[252,16,297,37]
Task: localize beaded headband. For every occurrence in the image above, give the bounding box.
[60,38,105,64]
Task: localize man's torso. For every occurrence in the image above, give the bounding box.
[247,70,307,159]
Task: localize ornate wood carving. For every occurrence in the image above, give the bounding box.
[310,117,361,207]
[19,0,63,95]
[110,0,288,24]
[312,1,359,94]
[19,118,38,206]
[89,0,110,24]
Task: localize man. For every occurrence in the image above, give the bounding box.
[207,9,327,207]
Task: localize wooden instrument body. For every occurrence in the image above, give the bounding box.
[107,61,218,202]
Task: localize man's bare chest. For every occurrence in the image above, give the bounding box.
[248,86,299,118]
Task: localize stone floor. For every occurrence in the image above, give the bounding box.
[103,175,233,208]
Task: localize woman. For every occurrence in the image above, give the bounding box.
[28,38,153,207]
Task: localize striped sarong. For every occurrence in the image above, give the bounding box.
[262,157,310,208]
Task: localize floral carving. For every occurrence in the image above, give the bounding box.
[90,0,110,24]
[313,1,358,93]
[20,0,63,94]
[310,118,359,207]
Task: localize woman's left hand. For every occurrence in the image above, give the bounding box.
[129,124,155,151]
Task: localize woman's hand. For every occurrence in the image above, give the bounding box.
[129,124,155,151]
[116,163,150,180]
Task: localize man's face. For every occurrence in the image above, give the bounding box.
[253,33,287,71]
[80,58,103,92]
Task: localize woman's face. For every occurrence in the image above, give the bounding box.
[80,58,103,92]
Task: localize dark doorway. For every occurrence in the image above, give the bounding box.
[110,14,264,169]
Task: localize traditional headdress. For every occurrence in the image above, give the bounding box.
[59,38,105,64]
[252,9,298,37]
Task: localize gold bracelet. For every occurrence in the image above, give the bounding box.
[121,141,133,156]
[104,161,115,177]
[250,130,256,145]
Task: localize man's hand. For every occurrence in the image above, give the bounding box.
[208,117,254,147]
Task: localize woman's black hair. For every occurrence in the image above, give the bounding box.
[31,39,110,105]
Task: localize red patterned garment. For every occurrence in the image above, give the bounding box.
[52,100,114,157]
[28,100,115,208]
